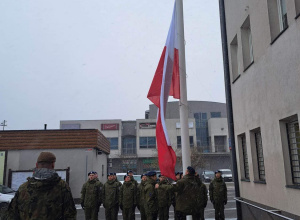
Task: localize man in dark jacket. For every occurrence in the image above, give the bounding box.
[137,174,147,220]
[157,174,172,220]
[119,174,137,220]
[209,170,227,220]
[144,171,158,220]
[103,173,120,220]
[194,173,208,220]
[81,171,103,220]
[7,152,77,220]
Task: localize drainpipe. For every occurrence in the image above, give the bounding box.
[218,1,242,219]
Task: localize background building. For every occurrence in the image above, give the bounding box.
[61,100,231,174]
[222,0,300,218]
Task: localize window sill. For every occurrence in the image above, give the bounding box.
[232,74,241,84]
[241,179,250,182]
[270,26,289,45]
[243,61,254,72]
[295,13,300,20]
[253,180,266,184]
[286,185,300,190]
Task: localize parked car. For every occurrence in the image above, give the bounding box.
[219,169,233,182]
[0,185,15,210]
[115,173,127,184]
[133,175,141,183]
[201,170,215,182]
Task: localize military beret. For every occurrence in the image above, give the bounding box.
[124,174,130,180]
[108,172,114,176]
[141,174,146,178]
[37,152,56,163]
[187,166,195,175]
[127,170,133,174]
[146,171,157,177]
[88,171,96,176]
[175,172,180,175]
[215,170,222,174]
[113,173,116,175]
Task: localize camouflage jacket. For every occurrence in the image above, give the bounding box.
[81,179,103,208]
[137,180,147,207]
[119,181,136,209]
[102,179,120,209]
[144,178,158,214]
[195,178,208,210]
[156,180,172,208]
[209,177,227,203]
[7,170,76,220]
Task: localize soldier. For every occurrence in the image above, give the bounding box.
[173,166,199,220]
[103,173,120,220]
[144,171,158,220]
[209,170,227,220]
[7,151,77,219]
[81,171,103,220]
[128,170,138,187]
[137,174,147,220]
[194,173,208,220]
[157,174,172,220]
[119,174,137,220]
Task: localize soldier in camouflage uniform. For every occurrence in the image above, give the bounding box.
[119,174,137,220]
[137,174,147,220]
[157,174,172,220]
[144,171,158,220]
[128,170,138,187]
[194,173,208,220]
[209,170,227,220]
[7,152,77,220]
[102,173,120,220]
[81,171,103,220]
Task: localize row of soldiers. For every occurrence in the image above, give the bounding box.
[81,166,227,220]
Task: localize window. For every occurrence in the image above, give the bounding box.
[267,0,288,42]
[122,136,136,155]
[241,16,254,70]
[211,112,221,118]
[194,112,209,150]
[214,136,226,152]
[177,136,194,148]
[295,1,300,18]
[254,130,265,181]
[286,120,300,184]
[238,134,250,180]
[140,137,156,149]
[107,138,118,150]
[230,35,239,82]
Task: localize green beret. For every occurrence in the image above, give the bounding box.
[37,152,56,163]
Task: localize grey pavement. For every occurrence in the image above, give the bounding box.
[76,182,237,220]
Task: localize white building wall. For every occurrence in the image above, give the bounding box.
[208,118,229,152]
[225,0,300,216]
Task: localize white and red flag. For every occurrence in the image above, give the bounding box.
[147,3,180,180]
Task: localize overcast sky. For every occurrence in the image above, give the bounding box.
[0,0,225,130]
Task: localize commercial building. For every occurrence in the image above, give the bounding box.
[60,101,231,174]
[222,0,300,218]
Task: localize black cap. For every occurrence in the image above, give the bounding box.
[146,171,157,177]
[187,166,195,175]
[127,170,133,174]
[141,174,146,178]
[113,172,116,175]
[108,172,114,176]
[215,170,222,174]
[88,171,96,176]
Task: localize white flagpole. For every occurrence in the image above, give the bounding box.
[176,0,191,171]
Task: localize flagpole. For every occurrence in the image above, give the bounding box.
[176,0,191,171]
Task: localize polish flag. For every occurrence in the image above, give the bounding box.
[147,3,180,180]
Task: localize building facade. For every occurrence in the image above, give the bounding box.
[61,101,231,174]
[222,0,300,218]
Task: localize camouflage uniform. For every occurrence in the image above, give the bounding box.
[102,179,120,220]
[193,177,208,220]
[7,168,76,220]
[209,177,227,220]
[119,181,137,220]
[137,179,147,220]
[157,179,172,220]
[81,178,103,220]
[144,178,158,220]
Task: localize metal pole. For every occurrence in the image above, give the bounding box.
[219,1,242,219]
[176,0,191,171]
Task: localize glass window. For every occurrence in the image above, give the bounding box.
[241,134,250,180]
[140,137,156,149]
[255,131,265,181]
[122,137,136,155]
[177,136,194,148]
[108,138,118,150]
[211,112,221,118]
[277,0,288,31]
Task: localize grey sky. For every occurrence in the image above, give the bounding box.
[0,0,225,130]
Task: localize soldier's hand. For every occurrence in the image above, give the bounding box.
[155,183,159,189]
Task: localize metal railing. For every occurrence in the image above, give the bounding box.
[234,197,294,220]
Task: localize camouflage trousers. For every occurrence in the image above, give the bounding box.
[158,206,169,220]
[192,208,205,220]
[105,205,119,220]
[84,207,99,220]
[146,211,158,220]
[122,207,135,220]
[214,202,225,220]
[139,204,147,220]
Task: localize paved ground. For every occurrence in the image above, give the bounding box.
[76,182,237,220]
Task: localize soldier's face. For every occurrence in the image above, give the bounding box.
[128,172,133,176]
[159,176,165,182]
[108,175,114,181]
[216,173,221,178]
[142,176,147,181]
[125,176,131,182]
[88,174,95,180]
[176,174,180,180]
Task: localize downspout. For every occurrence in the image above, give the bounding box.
[218,1,242,219]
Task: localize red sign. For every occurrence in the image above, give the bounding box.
[101,124,119,130]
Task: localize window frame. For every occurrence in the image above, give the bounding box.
[139,136,156,149]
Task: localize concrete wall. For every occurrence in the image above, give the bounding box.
[5,148,107,200]
[208,118,229,152]
[225,0,300,217]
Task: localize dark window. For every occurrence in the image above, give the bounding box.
[194,112,209,150]
[107,138,118,150]
[241,135,250,180]
[122,137,136,155]
[211,112,221,118]
[255,131,265,181]
[177,136,194,148]
[287,120,300,184]
[140,137,156,149]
